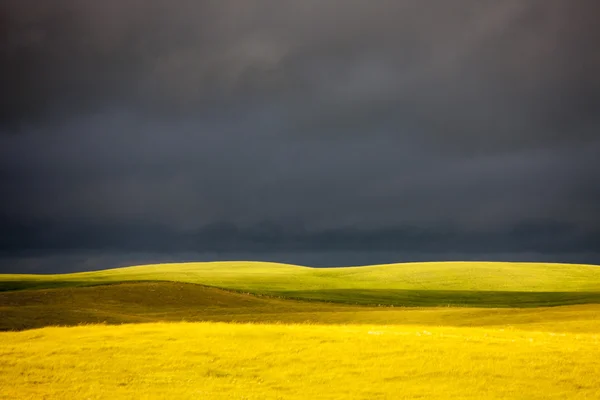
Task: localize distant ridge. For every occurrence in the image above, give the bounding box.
[2,261,600,308]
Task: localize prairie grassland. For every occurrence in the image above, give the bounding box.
[1,322,599,400]
[2,262,600,399]
[2,282,600,332]
[2,261,600,307]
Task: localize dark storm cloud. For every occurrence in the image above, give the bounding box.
[1,0,599,264]
[2,0,599,143]
[2,213,598,257]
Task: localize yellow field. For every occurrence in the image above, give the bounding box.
[2,262,600,399]
[1,321,599,399]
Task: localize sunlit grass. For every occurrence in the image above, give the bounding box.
[1,322,599,399]
[2,261,600,398]
[2,261,600,307]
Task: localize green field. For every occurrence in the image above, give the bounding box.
[1,261,600,399]
[3,261,600,307]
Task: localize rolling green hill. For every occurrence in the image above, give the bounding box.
[2,261,600,307]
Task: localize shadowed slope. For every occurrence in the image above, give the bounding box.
[2,282,600,332]
[0,282,343,331]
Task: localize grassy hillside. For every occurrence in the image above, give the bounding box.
[2,322,599,399]
[2,261,600,307]
[3,281,600,332]
[2,262,600,399]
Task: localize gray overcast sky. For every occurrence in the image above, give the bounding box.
[1,0,599,270]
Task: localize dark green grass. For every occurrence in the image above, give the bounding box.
[274,289,600,307]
